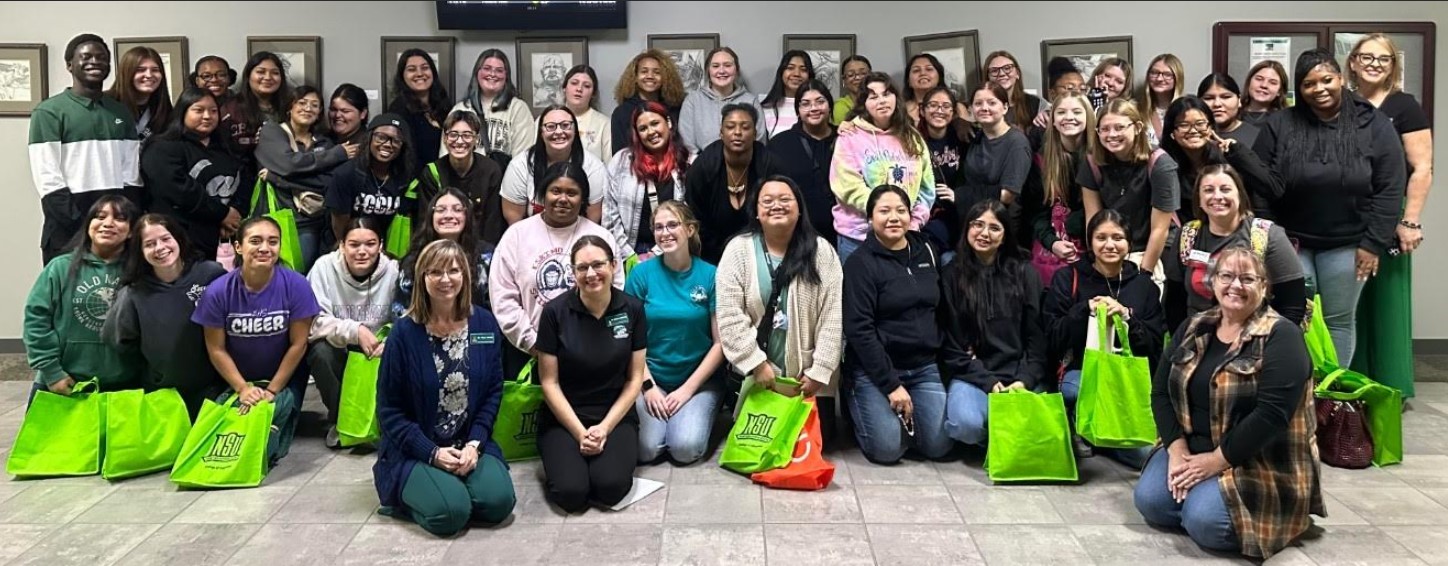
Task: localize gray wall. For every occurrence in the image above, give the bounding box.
[2,0,1446,339]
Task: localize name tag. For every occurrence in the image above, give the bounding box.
[1188,250,1212,264]
[469,332,495,345]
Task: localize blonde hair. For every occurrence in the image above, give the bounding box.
[1139,53,1184,125]
[653,200,702,256]
[1207,246,1272,313]
[407,239,472,324]
[1041,94,1097,205]
[1347,33,1404,94]
[1245,60,1289,110]
[1093,98,1152,165]
[614,49,686,108]
[1090,57,1135,99]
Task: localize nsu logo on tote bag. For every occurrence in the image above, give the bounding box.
[737,413,779,443]
[203,432,248,464]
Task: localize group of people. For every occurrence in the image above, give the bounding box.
[21,31,1430,559]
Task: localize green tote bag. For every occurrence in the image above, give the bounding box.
[170,394,275,489]
[384,178,421,259]
[1076,306,1157,449]
[492,359,545,461]
[6,380,104,478]
[720,377,811,474]
[986,390,1079,483]
[1315,368,1403,467]
[1304,295,1339,379]
[248,178,304,272]
[336,325,391,447]
[102,388,191,480]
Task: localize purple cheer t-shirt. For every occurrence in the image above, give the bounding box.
[192,267,321,382]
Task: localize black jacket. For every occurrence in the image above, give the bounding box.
[685,140,778,264]
[1042,257,1167,374]
[939,257,1047,390]
[1253,96,1407,255]
[140,132,250,259]
[768,124,839,246]
[843,231,942,392]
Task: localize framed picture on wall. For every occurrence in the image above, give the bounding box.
[1039,35,1134,94]
[380,36,458,107]
[903,30,981,100]
[247,36,322,89]
[516,37,589,110]
[0,43,47,117]
[648,33,718,93]
[113,36,188,102]
[782,34,856,98]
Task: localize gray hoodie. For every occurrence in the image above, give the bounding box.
[678,84,762,157]
[306,250,401,348]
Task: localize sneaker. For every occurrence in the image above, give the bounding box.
[1072,434,1095,459]
[325,425,341,449]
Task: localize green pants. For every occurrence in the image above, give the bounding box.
[1353,253,1415,398]
[401,453,516,536]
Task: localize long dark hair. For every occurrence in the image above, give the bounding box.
[389,48,451,124]
[906,53,947,100]
[529,105,586,196]
[237,51,291,132]
[952,199,1025,333]
[1283,48,1359,175]
[1159,95,1221,179]
[106,46,173,130]
[792,79,835,127]
[66,195,141,287]
[846,72,926,157]
[358,116,416,185]
[286,85,329,137]
[564,64,601,110]
[146,87,230,152]
[741,175,821,285]
[121,213,197,288]
[402,188,481,277]
[761,50,816,109]
[536,160,593,210]
[1085,208,1132,261]
[919,85,971,144]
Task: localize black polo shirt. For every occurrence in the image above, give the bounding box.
[535,289,648,424]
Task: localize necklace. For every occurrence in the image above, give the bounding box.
[726,165,747,195]
[545,219,582,253]
[1104,271,1122,299]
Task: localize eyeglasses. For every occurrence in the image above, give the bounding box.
[1214,272,1262,287]
[542,121,575,133]
[968,220,1003,233]
[844,70,871,80]
[196,73,228,84]
[652,220,683,233]
[371,133,402,148]
[424,267,463,280]
[1175,120,1211,133]
[433,205,466,214]
[1097,123,1136,134]
[759,196,795,209]
[925,102,954,112]
[1355,53,1395,67]
[1147,70,1175,80]
[445,131,477,143]
[573,260,610,274]
[987,63,1017,77]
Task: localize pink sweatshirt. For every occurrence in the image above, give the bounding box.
[488,215,623,352]
[829,117,936,242]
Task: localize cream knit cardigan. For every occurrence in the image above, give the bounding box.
[715,233,844,394]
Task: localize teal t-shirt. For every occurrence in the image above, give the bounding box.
[751,236,789,373]
[623,255,717,389]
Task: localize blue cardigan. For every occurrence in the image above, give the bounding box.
[373,306,506,508]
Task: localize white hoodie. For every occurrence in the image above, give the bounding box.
[307,250,401,348]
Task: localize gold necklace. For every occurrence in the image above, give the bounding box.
[726,165,747,195]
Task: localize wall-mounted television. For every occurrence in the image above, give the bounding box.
[436,1,628,31]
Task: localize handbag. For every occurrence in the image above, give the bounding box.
[6,380,104,477]
[1314,397,1373,469]
[248,178,304,272]
[169,392,276,489]
[1030,198,1078,286]
[985,390,1079,483]
[101,388,191,480]
[336,325,391,447]
[1314,368,1403,467]
[720,377,812,474]
[1076,305,1156,448]
[750,399,835,490]
[491,359,545,461]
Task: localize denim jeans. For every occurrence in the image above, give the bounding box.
[1298,245,1367,366]
[636,378,723,464]
[837,236,863,265]
[944,380,991,446]
[1134,448,1240,553]
[846,363,952,464]
[1061,370,1153,470]
[297,224,325,275]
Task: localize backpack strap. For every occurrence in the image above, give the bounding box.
[1146,148,1165,175]
[1248,217,1273,258]
[427,162,441,186]
[1178,220,1201,264]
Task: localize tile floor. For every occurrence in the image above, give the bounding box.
[2,380,1448,565]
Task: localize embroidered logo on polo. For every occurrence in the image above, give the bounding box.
[72,272,121,333]
[737,413,777,443]
[227,310,290,338]
[203,432,246,463]
[689,285,708,305]
[606,312,630,340]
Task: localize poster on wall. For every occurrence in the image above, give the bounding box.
[1248,37,1291,69]
[648,35,719,94]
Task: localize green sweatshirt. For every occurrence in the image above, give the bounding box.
[24,251,141,388]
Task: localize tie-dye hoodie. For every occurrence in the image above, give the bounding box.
[829,117,936,242]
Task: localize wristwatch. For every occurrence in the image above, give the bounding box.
[641,379,656,392]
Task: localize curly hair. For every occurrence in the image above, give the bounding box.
[614,49,686,108]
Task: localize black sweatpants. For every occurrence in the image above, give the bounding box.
[538,420,638,513]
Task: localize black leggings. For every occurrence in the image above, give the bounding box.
[538,421,638,513]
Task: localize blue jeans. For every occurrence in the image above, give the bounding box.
[1298,245,1367,366]
[1134,448,1240,553]
[837,236,863,265]
[846,364,951,464]
[944,380,991,446]
[1061,370,1153,470]
[636,378,722,464]
[297,224,325,275]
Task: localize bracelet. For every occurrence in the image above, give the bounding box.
[1400,220,1423,230]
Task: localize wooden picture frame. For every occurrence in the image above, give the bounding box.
[113,36,188,103]
[1039,35,1134,94]
[648,33,719,93]
[516,37,589,110]
[782,34,857,97]
[903,30,981,100]
[247,36,323,90]
[0,43,47,116]
[380,36,458,107]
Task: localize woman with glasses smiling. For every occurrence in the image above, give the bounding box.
[1159,96,1278,222]
[258,85,360,272]
[419,110,505,246]
[1140,53,1185,149]
[1080,99,1179,282]
[984,51,1043,130]
[325,113,418,245]
[501,105,609,226]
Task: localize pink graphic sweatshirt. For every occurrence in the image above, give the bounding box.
[488,215,623,352]
[829,117,936,243]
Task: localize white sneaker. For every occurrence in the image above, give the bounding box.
[325,426,341,449]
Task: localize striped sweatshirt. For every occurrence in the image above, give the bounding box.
[28,89,141,197]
